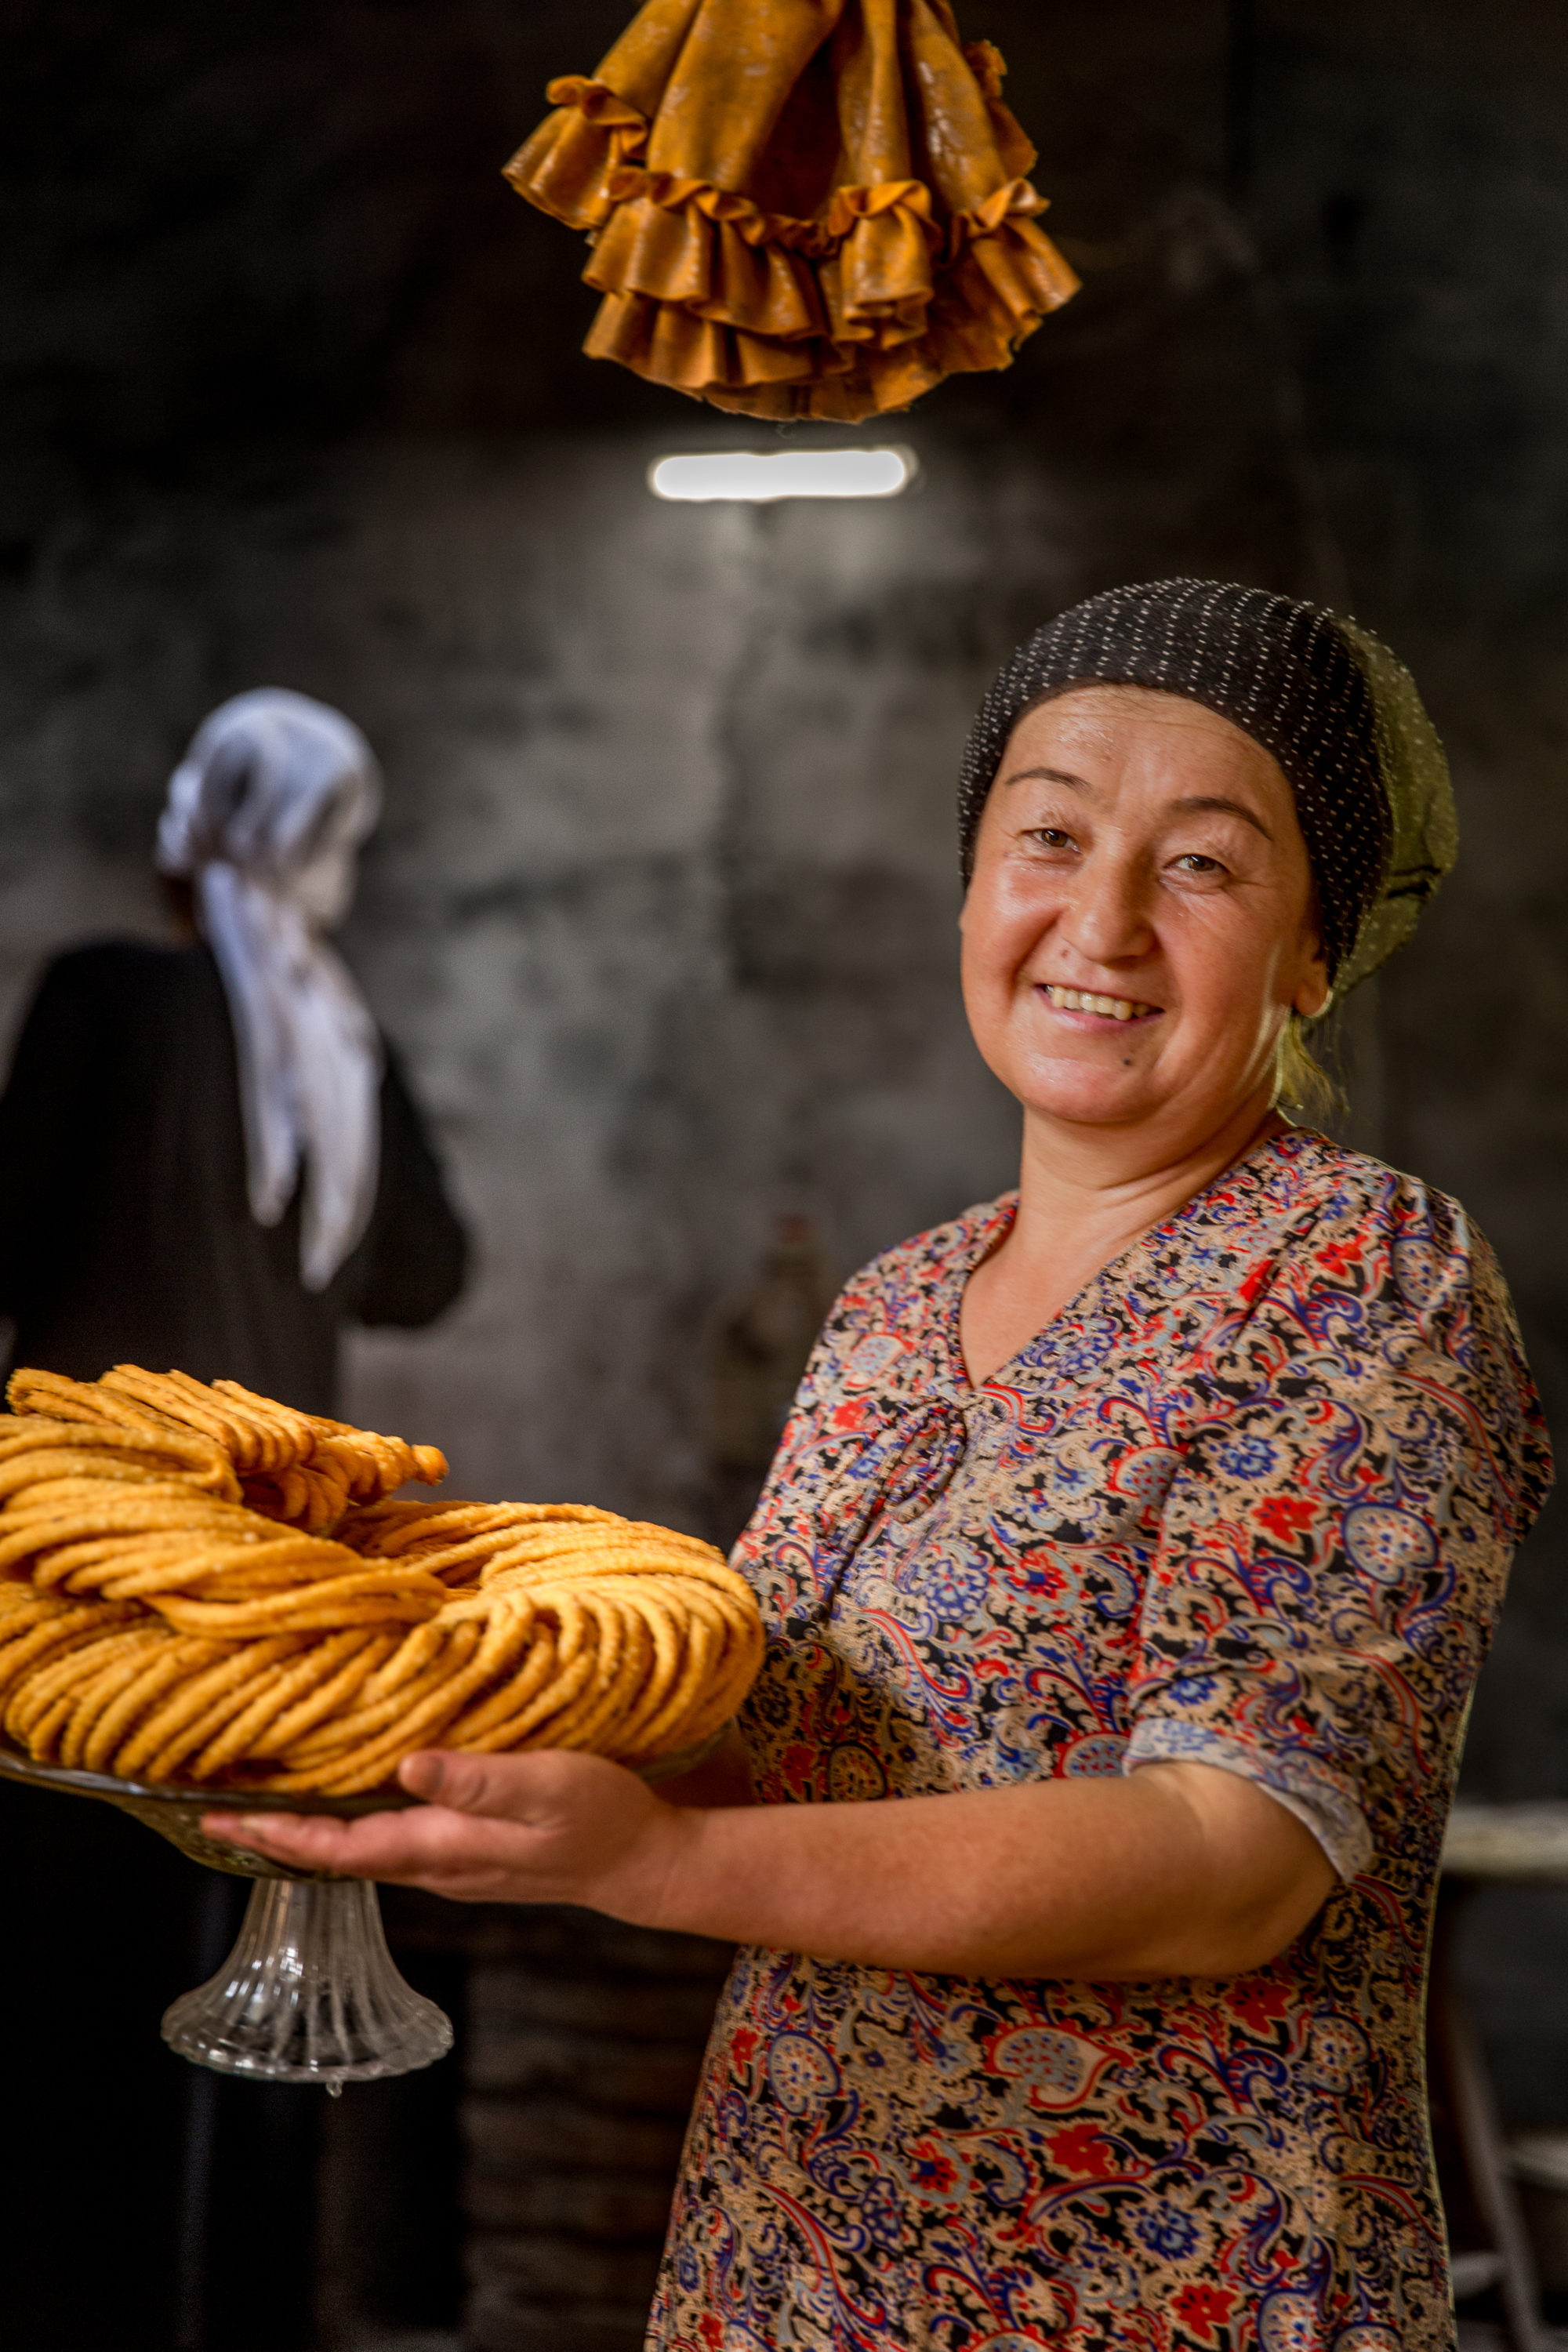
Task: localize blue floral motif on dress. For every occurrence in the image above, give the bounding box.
[1169,1673,1218,1707]
[859,2176,902,2247]
[896,1548,990,1624]
[1218,1436,1279,1479]
[766,2029,840,2117]
[1048,1314,1121,1380]
[648,1131,1552,2352]
[1260,2288,1328,2351]
[1133,2202,1201,2259]
[1047,1457,1095,1497]
[1344,1501,1439,1585]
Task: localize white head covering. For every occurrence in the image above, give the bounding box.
[156,688,384,1291]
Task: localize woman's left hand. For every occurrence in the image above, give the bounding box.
[205,1749,692,1917]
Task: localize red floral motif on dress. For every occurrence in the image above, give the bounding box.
[1171,2281,1236,2342]
[1046,2122,1124,2180]
[1253,1495,1318,1542]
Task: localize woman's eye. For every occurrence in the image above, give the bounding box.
[1171,851,1225,876]
[1025,827,1076,851]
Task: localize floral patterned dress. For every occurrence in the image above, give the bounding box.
[649,1131,1552,2352]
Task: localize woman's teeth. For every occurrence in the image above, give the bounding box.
[1044,985,1156,1022]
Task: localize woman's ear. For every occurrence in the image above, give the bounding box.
[1294,947,1332,1022]
[1290,887,1332,1022]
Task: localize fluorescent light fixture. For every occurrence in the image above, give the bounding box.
[648,447,916,503]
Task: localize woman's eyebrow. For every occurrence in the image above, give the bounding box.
[999,764,1096,793]
[1168,793,1274,840]
[997,770,1274,842]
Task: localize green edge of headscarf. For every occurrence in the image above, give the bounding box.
[1326,618,1459,1003]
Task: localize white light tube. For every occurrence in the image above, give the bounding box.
[648,447,916,503]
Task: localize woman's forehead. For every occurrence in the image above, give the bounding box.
[1004,684,1295,808]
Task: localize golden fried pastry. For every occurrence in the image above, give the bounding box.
[0,1367,760,1793]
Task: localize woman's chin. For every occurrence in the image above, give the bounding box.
[1018,1070,1169,1131]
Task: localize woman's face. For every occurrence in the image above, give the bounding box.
[960,685,1330,1148]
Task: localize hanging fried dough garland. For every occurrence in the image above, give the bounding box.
[504,0,1080,420]
[0,1368,760,1795]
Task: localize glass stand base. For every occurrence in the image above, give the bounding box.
[162,1877,454,2090]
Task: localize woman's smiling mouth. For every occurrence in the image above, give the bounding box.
[1040,982,1162,1023]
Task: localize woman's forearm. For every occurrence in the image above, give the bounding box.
[212,1750,1334,1981]
[641,1764,1332,1978]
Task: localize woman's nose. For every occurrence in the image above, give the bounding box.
[1060,851,1154,966]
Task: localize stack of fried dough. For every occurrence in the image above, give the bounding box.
[0,1367,761,1795]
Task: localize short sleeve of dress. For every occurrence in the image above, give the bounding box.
[1123,1183,1552,1881]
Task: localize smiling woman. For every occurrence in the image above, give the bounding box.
[218,581,1548,2352]
[959,686,1333,1373]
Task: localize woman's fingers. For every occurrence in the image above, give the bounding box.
[396,1744,633,1817]
[201,1801,488,1882]
[199,1745,688,1911]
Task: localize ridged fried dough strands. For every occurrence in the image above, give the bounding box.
[0,1364,760,1790]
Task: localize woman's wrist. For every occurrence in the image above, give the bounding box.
[604,1793,750,1940]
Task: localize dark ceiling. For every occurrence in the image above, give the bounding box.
[1,0,1236,454]
[5,0,1568,625]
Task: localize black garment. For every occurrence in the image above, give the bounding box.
[0,937,466,1409]
[0,936,469,2352]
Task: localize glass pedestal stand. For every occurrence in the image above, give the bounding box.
[0,1738,452,2089]
[162,1876,453,2091]
[0,1725,718,2092]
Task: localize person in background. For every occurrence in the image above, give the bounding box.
[0,688,469,2352]
[0,685,466,1406]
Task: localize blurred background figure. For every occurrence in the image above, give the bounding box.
[0,686,466,1406]
[0,688,469,2352]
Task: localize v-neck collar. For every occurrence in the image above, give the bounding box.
[932,1126,1324,1403]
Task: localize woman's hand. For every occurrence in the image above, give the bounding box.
[208,1748,696,1916]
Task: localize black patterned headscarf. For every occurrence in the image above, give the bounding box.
[958,579,1457,992]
